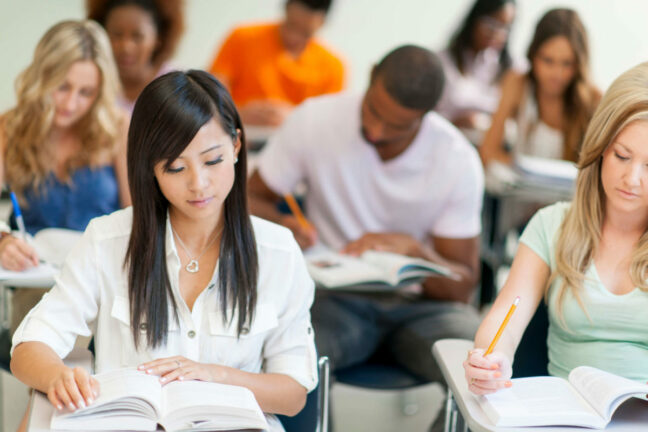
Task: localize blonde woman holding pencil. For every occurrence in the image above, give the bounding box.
[465,62,648,394]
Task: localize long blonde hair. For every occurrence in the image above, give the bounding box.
[552,62,648,318]
[3,20,122,196]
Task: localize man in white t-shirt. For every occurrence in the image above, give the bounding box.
[248,45,484,383]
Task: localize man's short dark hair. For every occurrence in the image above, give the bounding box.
[373,45,445,112]
[286,0,332,13]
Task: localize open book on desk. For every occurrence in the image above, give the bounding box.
[0,228,81,283]
[51,368,268,431]
[305,250,454,291]
[480,365,648,429]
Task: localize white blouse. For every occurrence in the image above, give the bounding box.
[12,208,317,431]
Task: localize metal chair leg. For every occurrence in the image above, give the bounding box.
[316,356,330,432]
[444,388,459,432]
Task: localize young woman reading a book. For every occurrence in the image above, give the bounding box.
[479,8,600,165]
[0,20,130,350]
[464,62,648,394]
[11,70,317,431]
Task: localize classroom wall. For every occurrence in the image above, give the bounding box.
[1,0,647,112]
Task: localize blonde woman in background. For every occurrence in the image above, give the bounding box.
[0,20,129,336]
[465,61,648,393]
[480,8,601,165]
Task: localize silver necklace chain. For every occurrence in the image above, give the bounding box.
[171,225,221,273]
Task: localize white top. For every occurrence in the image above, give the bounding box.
[257,92,484,250]
[515,82,564,159]
[12,208,317,432]
[436,48,504,120]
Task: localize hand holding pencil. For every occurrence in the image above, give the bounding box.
[282,194,318,249]
[463,297,519,395]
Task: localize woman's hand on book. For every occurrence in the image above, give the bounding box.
[47,365,99,411]
[464,348,513,395]
[138,356,225,384]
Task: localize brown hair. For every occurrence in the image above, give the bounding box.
[527,8,599,162]
[87,0,184,68]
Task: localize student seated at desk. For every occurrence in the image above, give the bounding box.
[10,70,317,432]
[208,0,345,127]
[0,20,130,333]
[248,45,483,385]
[87,0,185,113]
[436,0,518,130]
[464,62,648,395]
[479,8,600,166]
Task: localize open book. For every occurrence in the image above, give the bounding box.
[480,366,648,429]
[51,368,268,431]
[0,228,81,282]
[305,250,454,291]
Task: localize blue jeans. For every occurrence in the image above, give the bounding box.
[311,290,480,382]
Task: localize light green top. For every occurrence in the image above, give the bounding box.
[519,201,648,381]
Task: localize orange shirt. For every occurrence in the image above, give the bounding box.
[209,23,345,107]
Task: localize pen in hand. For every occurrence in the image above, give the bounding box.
[10,191,27,241]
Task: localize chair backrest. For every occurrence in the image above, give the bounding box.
[278,356,330,432]
[512,301,549,377]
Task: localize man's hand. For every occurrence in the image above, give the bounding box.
[280,215,318,249]
[240,100,292,127]
[342,232,424,257]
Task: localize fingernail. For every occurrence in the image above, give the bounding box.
[160,377,166,382]
[505,381,512,388]
[494,372,501,378]
[490,364,498,370]
[146,369,153,374]
[68,403,75,410]
[79,400,86,409]
[57,404,63,411]
[87,397,93,405]
[93,390,98,398]
[137,365,144,370]
[179,375,184,381]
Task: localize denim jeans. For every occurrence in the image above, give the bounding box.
[311,290,480,382]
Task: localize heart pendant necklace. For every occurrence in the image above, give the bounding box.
[171,224,221,273]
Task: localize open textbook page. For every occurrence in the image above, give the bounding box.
[480,366,648,429]
[306,249,452,290]
[51,368,268,431]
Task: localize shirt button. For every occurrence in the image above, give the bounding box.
[187,330,196,338]
[241,327,250,335]
[139,323,148,331]
[307,326,312,334]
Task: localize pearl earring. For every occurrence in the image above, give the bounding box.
[234,157,239,164]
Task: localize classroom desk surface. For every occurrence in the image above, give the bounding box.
[432,339,648,432]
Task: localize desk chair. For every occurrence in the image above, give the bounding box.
[278,356,330,432]
[333,347,431,424]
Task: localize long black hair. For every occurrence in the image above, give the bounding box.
[448,0,514,81]
[125,70,258,348]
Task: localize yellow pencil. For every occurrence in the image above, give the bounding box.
[484,296,520,356]
[284,194,311,230]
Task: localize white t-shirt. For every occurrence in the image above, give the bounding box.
[257,92,484,250]
[12,208,317,432]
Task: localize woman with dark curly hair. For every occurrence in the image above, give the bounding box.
[87,0,185,112]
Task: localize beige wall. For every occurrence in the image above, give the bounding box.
[1,0,647,111]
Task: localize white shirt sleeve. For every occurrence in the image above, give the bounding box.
[262,236,318,392]
[11,223,101,358]
[431,150,484,238]
[256,102,311,195]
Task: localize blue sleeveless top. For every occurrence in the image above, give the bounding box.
[10,166,120,235]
